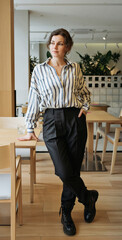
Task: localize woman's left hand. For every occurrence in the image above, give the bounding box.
[78,109,87,118]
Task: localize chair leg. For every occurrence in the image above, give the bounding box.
[110,140,118,174]
[33,149,36,184]
[17,161,23,225]
[101,136,108,163]
[11,200,16,240]
[110,128,120,174]
[18,182,23,225]
[95,132,100,153]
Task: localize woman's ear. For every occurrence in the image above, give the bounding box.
[65,45,70,55]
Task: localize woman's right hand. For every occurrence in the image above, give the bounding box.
[17,132,38,141]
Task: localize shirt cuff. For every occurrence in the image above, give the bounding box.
[82,107,88,112]
[27,128,34,133]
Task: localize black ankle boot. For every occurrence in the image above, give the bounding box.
[84,190,99,223]
[59,202,76,236]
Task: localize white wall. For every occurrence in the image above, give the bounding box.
[14,10,29,105]
[30,43,39,60]
[39,44,48,63]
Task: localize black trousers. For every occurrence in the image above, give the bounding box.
[43,107,88,205]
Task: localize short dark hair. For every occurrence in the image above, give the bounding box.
[47,28,73,52]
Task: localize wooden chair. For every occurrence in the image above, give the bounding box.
[0,143,22,240]
[22,105,28,116]
[101,127,122,174]
[95,109,122,152]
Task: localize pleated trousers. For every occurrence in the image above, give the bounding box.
[43,107,88,205]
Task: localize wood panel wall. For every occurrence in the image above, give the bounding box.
[0,0,15,116]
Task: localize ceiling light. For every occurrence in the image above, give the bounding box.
[71,34,75,39]
[91,33,94,40]
[44,33,48,39]
[70,29,94,34]
[103,33,108,41]
[31,44,34,50]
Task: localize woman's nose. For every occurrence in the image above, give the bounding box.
[54,43,58,49]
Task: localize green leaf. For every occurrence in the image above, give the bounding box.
[76,50,120,76]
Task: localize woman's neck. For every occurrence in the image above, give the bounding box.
[50,57,66,67]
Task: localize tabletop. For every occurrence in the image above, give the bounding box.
[0,128,41,147]
[86,111,121,123]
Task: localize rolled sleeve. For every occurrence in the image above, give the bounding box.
[25,67,41,132]
[76,64,91,111]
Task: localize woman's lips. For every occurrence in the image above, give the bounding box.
[52,51,58,53]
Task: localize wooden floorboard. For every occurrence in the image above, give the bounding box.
[0,152,122,239]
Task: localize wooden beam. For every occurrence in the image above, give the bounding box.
[0,0,15,116]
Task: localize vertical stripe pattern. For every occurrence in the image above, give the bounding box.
[26,58,91,132]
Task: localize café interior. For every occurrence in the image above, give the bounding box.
[0,0,122,239]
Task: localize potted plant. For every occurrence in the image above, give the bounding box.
[46,51,52,58]
[29,56,39,87]
[76,50,121,76]
[30,56,39,75]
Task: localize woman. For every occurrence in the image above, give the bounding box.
[19,28,98,236]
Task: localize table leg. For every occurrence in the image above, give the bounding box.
[101,123,110,162]
[87,122,94,153]
[30,148,34,203]
[81,122,107,172]
[33,148,36,184]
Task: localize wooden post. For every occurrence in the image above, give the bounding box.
[0,0,15,116]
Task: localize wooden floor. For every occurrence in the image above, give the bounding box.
[0,152,122,240]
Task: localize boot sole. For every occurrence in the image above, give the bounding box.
[61,218,76,236]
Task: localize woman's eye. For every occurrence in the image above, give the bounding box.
[50,42,64,46]
[58,43,64,46]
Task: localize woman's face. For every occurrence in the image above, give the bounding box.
[49,35,68,59]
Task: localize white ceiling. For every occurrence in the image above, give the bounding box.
[14,0,122,43]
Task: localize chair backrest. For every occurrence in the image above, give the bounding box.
[0,117,25,129]
[0,143,16,176]
[0,145,11,170]
[0,143,16,198]
[0,143,18,240]
[119,109,122,119]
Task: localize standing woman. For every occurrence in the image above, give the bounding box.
[19,28,99,236]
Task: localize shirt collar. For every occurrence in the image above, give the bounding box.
[40,57,73,67]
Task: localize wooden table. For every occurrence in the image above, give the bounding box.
[90,103,110,112]
[86,111,121,153]
[0,128,41,203]
[84,111,122,171]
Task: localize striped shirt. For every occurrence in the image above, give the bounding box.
[26,58,91,132]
